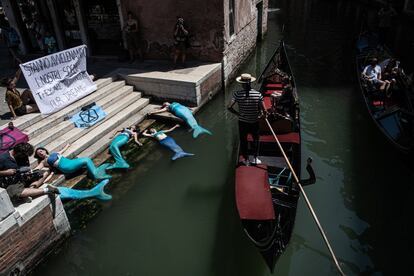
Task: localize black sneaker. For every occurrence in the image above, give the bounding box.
[46,185,60,194]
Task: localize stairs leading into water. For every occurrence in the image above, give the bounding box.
[0,76,156,187]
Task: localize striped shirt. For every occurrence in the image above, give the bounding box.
[232,89,263,123]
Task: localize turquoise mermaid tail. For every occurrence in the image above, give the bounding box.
[159,136,194,160]
[58,179,112,201]
[107,134,130,170]
[57,156,112,180]
[169,102,212,138]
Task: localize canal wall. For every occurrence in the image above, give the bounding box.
[0,61,223,274]
[0,190,70,275]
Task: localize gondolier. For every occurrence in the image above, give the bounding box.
[228,73,266,165]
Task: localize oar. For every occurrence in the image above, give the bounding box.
[264,118,346,276]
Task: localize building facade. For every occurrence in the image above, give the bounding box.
[1,0,268,81]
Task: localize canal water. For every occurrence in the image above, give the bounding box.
[34,1,413,275]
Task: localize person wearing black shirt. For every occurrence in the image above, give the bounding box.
[0,143,58,204]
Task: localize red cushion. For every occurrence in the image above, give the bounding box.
[247,132,300,144]
[264,89,284,96]
[235,165,275,220]
[373,101,383,106]
[263,97,272,109]
[266,83,283,89]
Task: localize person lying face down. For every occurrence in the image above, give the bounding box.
[147,102,212,138]
[142,125,194,160]
[106,125,142,170]
[0,142,59,204]
[34,144,111,180]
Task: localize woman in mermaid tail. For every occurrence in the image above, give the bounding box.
[107,125,142,170]
[142,124,194,160]
[148,102,212,138]
[34,144,111,180]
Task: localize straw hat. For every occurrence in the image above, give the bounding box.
[236,73,256,83]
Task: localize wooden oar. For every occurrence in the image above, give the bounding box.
[264,118,346,276]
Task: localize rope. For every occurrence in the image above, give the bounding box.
[264,118,346,276]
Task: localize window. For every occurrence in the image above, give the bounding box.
[229,0,235,36]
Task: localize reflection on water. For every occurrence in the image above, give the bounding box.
[34,0,414,275]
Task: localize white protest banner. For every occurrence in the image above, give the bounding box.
[19,45,97,115]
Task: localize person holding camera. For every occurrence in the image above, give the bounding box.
[173,16,189,67]
[0,143,59,204]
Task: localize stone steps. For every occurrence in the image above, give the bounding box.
[0,77,115,131]
[24,80,126,138]
[28,85,136,147]
[29,92,147,168]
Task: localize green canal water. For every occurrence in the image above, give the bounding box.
[33,1,413,275]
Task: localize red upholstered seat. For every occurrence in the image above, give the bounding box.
[264,89,283,96]
[373,101,383,107]
[266,83,283,89]
[247,132,300,144]
[235,164,275,220]
[263,97,272,109]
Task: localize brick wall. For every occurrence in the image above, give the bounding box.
[0,194,70,275]
[120,0,224,62]
[222,0,268,83]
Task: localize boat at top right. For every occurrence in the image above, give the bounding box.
[356,32,414,153]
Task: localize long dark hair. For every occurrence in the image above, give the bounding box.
[34,147,49,162]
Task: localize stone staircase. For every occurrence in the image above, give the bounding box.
[0,76,154,187]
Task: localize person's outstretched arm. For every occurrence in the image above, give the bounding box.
[58,144,70,155]
[142,130,152,137]
[163,124,180,133]
[133,133,143,146]
[148,106,169,115]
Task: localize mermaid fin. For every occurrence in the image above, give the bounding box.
[57,179,112,201]
[172,152,194,161]
[106,160,130,170]
[95,163,113,179]
[91,179,112,201]
[192,125,212,138]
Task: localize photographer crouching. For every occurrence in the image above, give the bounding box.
[0,142,59,205]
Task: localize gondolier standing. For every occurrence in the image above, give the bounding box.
[228,73,266,165]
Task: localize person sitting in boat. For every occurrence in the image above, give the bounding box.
[148,102,212,138]
[381,58,401,86]
[34,144,111,180]
[107,125,142,170]
[1,143,59,204]
[227,73,266,165]
[142,125,194,160]
[361,58,390,92]
[4,68,39,120]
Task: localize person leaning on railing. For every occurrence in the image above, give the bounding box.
[0,143,59,204]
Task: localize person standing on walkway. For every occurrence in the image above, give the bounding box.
[173,16,189,67]
[124,11,143,63]
[228,73,266,165]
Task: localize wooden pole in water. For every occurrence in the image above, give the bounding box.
[264,118,346,276]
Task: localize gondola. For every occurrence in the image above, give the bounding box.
[234,41,315,272]
[356,32,414,153]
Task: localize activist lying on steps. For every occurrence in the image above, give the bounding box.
[34,144,112,180]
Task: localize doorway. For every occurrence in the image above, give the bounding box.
[83,0,122,55]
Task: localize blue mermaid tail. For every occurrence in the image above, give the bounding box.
[107,134,130,170]
[57,156,112,180]
[58,179,112,201]
[169,102,212,138]
[159,136,194,160]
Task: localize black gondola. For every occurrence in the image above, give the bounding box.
[234,41,315,272]
[356,32,414,153]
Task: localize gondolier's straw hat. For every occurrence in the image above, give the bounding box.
[236,73,256,83]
